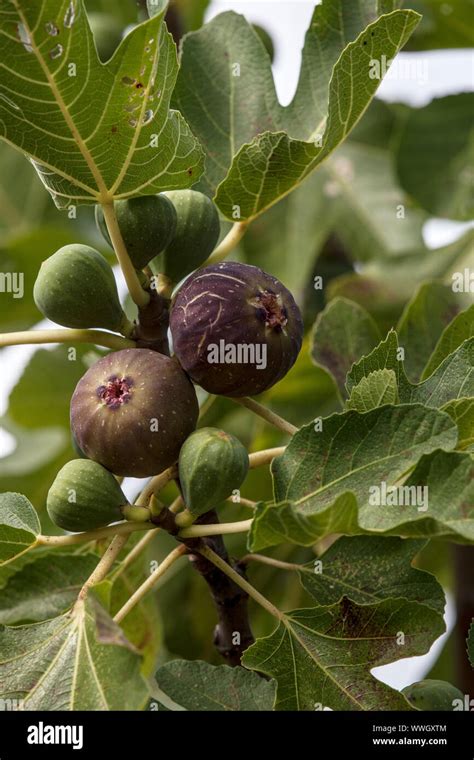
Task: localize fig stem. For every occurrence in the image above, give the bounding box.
[0,329,136,351]
[198,545,283,621]
[199,221,248,268]
[178,518,253,538]
[135,465,179,507]
[234,397,298,435]
[37,521,154,547]
[113,544,187,624]
[248,447,286,469]
[226,496,257,509]
[240,553,299,571]
[75,534,129,604]
[101,202,150,309]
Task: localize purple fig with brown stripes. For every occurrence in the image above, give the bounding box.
[70,349,199,477]
[169,262,303,396]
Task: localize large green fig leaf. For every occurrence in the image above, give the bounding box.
[242,596,443,710]
[0,597,149,710]
[299,536,445,612]
[174,1,420,219]
[155,660,276,711]
[346,369,399,411]
[422,304,474,380]
[0,552,98,624]
[0,0,203,208]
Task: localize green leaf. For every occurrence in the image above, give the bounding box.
[0,492,40,564]
[422,304,474,380]
[0,553,98,624]
[311,298,380,397]
[348,331,474,410]
[467,620,474,668]
[397,282,464,382]
[0,1,203,207]
[346,369,399,411]
[396,94,474,221]
[8,345,100,429]
[299,536,445,613]
[242,597,443,710]
[322,100,427,260]
[155,660,276,710]
[442,398,474,452]
[273,404,457,513]
[175,4,420,219]
[0,597,149,709]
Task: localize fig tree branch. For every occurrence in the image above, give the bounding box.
[200,221,248,267]
[233,397,298,436]
[178,518,253,538]
[101,202,150,309]
[135,465,179,507]
[113,544,187,624]
[0,329,136,351]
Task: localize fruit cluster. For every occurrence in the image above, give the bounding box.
[37,192,303,532]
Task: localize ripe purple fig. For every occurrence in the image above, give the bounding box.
[169,262,303,396]
[70,349,199,477]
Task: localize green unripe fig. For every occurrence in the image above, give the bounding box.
[95,195,177,270]
[252,24,275,62]
[177,427,249,523]
[88,12,123,61]
[33,244,128,332]
[402,680,464,711]
[47,459,129,532]
[153,190,220,282]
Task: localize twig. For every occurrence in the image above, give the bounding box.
[101,202,150,309]
[37,521,154,547]
[178,519,253,539]
[241,553,298,571]
[198,545,282,620]
[200,222,248,268]
[227,496,257,509]
[113,544,187,624]
[0,329,135,351]
[249,447,286,469]
[75,534,129,604]
[232,397,298,436]
[135,465,178,507]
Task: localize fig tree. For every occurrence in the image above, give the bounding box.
[402,680,464,711]
[70,348,199,477]
[47,459,129,532]
[153,190,221,282]
[176,427,249,525]
[33,244,128,332]
[95,195,177,270]
[169,262,303,396]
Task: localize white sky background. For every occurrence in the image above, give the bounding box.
[1,0,474,693]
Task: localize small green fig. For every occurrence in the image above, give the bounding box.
[33,244,128,332]
[176,427,249,524]
[95,195,177,270]
[402,680,464,711]
[153,190,220,282]
[47,459,129,532]
[71,349,199,477]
